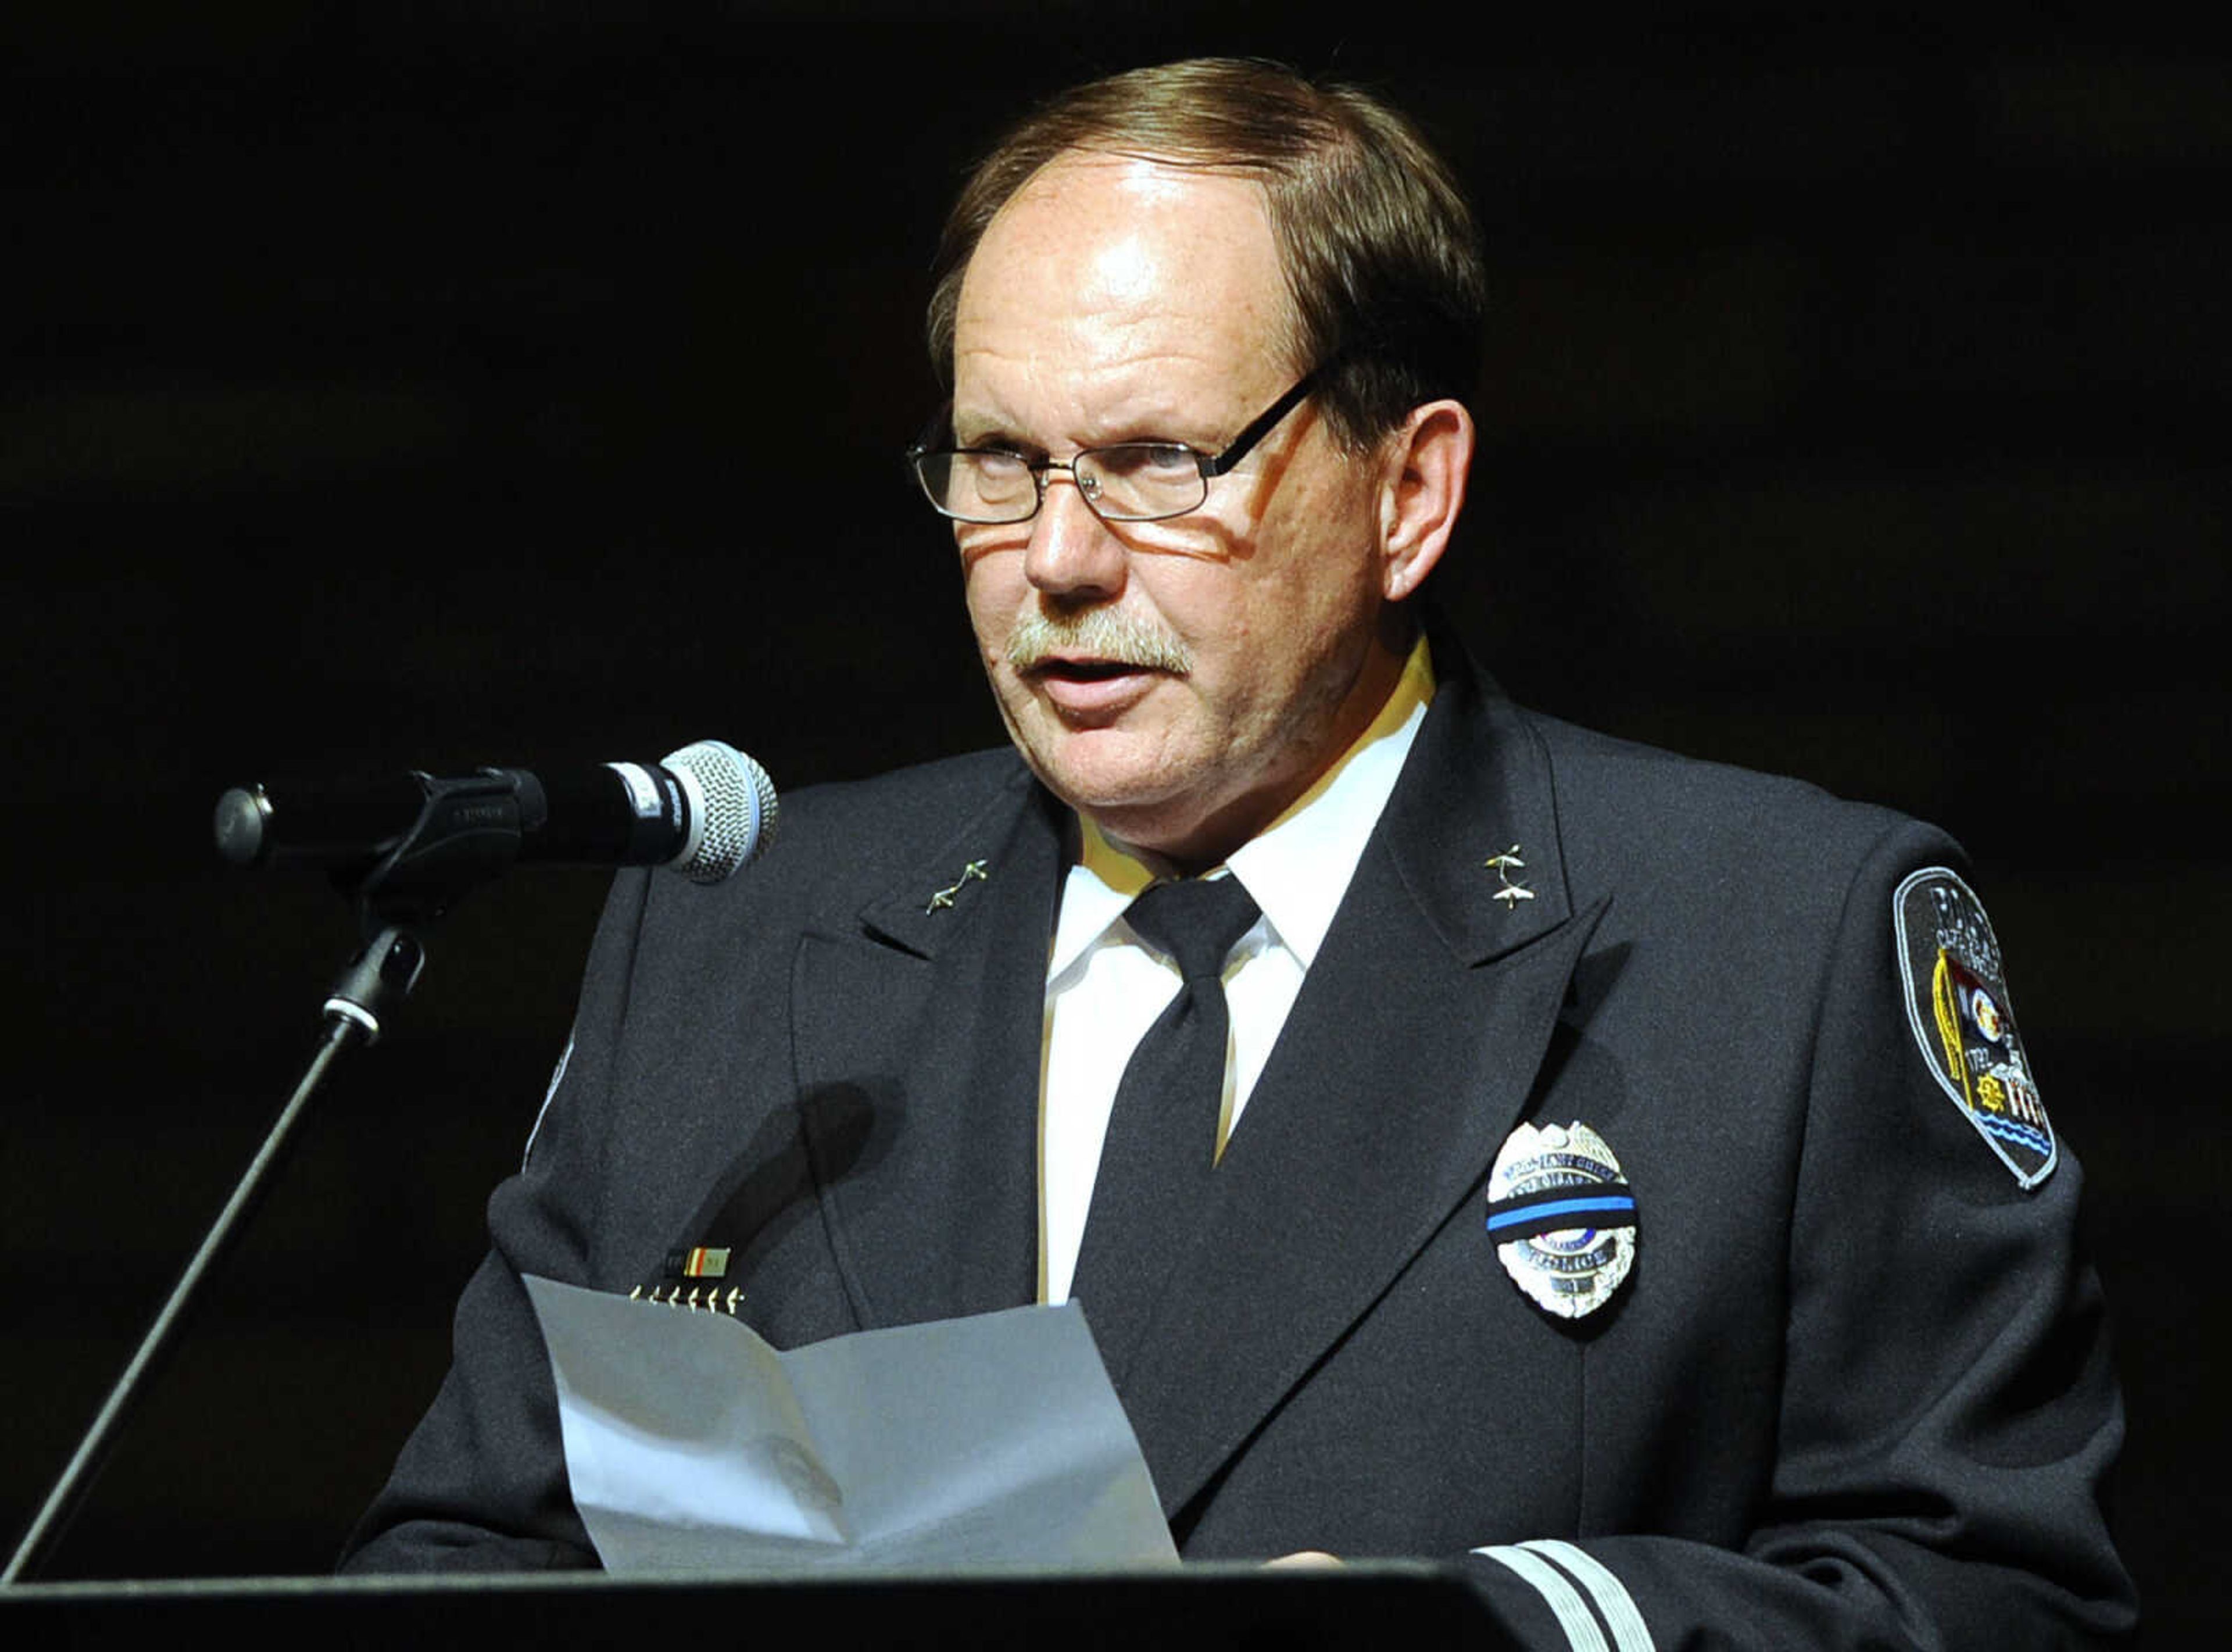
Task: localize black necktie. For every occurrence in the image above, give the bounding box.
[1071,873,1262,1382]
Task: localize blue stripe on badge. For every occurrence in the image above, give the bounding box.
[1486,1193,1637,1235]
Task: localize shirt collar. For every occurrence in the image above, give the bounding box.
[1046,634,1436,982]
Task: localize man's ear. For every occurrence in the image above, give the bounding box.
[1376,398,1475,602]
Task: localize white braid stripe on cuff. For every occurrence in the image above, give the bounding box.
[1472,1540,1656,1652]
[1471,1545,1610,1652]
[1521,1539,1655,1651]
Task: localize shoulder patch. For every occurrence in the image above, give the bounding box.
[1893,867,2055,1189]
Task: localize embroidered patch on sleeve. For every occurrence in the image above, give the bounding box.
[1893,867,2056,1189]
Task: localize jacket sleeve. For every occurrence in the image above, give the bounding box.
[1454,823,2136,1649]
[337,870,659,1574]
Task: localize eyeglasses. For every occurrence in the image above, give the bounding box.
[906,372,1319,526]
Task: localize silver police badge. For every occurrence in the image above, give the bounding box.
[1486,1121,1639,1320]
[1894,866,2056,1189]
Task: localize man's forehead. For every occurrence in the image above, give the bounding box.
[1028,148,1246,202]
[953,152,1294,399]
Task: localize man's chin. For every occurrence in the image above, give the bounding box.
[1028,755,1178,823]
[1021,748,1251,869]
[1015,731,1175,818]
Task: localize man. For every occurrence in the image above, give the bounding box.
[344,59,2134,1648]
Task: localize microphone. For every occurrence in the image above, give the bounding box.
[214,740,779,885]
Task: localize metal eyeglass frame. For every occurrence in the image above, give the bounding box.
[905,370,1321,525]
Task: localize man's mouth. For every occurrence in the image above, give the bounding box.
[1026,656,1156,683]
[1014,648,1179,721]
[1006,609,1193,680]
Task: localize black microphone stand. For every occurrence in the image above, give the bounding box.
[2,774,528,1585]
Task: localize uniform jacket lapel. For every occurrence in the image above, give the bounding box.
[789,766,1063,1331]
[1111,644,1606,1519]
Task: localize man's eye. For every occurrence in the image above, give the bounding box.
[1091,444,1199,480]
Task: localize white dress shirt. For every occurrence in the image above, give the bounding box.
[1038,638,1436,1302]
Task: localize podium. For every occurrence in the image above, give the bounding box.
[1,1562,1511,1648]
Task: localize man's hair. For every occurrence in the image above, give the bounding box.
[925,58,1488,452]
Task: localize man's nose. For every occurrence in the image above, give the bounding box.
[1024,470,1125,599]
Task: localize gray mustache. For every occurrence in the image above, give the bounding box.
[1007,609,1193,675]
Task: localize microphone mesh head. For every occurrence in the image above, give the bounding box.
[662,741,778,883]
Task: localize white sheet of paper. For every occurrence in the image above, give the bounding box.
[523,1276,1179,1574]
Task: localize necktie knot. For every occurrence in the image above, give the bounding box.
[1125,874,1261,982]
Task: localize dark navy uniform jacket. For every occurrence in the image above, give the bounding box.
[344,636,2135,1649]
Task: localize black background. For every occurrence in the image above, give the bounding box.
[3,5,2224,1641]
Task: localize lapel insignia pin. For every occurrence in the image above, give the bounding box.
[1486,1120,1638,1319]
[925,858,990,915]
[1485,844,1535,907]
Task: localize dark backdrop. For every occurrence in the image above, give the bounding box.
[5,6,2224,1642]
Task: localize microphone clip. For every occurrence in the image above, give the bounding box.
[341,768,528,936]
